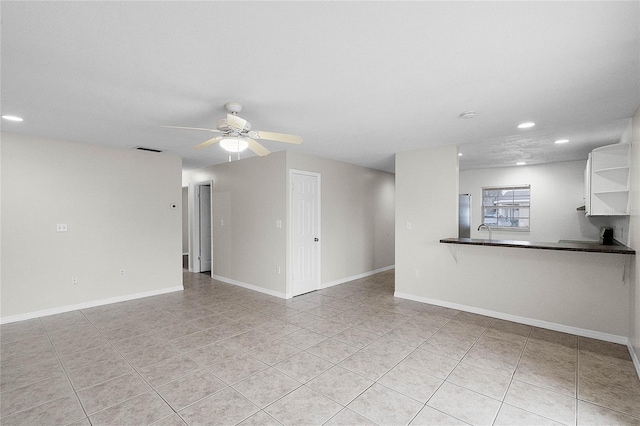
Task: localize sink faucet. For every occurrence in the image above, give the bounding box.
[478,223,492,240]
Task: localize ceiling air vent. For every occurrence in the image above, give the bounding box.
[133,146,163,153]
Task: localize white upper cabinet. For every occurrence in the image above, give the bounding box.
[586,143,631,216]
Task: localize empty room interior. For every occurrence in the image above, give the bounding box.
[2,2,640,426]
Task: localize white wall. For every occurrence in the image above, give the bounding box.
[1,133,183,321]
[286,152,395,292]
[628,106,640,368]
[395,144,459,300]
[182,152,288,297]
[395,144,631,340]
[461,160,630,244]
[181,150,395,298]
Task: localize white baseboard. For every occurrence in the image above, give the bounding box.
[321,265,395,290]
[394,291,628,345]
[212,275,287,299]
[212,266,395,300]
[0,286,184,325]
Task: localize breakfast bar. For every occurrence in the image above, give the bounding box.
[440,237,635,255]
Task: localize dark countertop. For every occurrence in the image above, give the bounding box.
[440,237,635,255]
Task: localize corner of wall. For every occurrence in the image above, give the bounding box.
[182,154,288,295]
[287,151,395,286]
[627,105,640,376]
[395,144,459,299]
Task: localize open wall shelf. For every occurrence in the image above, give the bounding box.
[586,143,630,216]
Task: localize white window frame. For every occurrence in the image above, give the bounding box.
[481,185,530,231]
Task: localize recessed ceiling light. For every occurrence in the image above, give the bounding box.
[517,122,535,129]
[2,115,23,122]
[458,153,463,157]
[516,161,527,166]
[459,111,477,119]
[554,139,570,144]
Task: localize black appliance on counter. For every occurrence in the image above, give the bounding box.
[599,227,614,245]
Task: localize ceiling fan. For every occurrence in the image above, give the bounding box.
[163,102,303,158]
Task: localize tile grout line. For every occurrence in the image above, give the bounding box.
[360,310,507,425]
[499,327,579,426]
[389,314,458,425]
[38,316,91,425]
[76,307,193,423]
[496,323,532,426]
[228,310,356,424]
[0,326,72,421]
[576,335,581,425]
[98,297,272,422]
[149,303,339,421]
[231,295,356,423]
[438,316,503,425]
[331,310,476,425]
[573,338,640,422]
[250,294,408,425]
[113,313,284,422]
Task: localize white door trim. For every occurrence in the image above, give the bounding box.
[189,181,213,273]
[289,169,321,297]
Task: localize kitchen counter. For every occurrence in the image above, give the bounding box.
[440,237,635,255]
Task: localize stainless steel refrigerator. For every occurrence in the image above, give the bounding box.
[459,194,471,238]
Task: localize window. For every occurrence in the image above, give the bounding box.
[482,185,530,230]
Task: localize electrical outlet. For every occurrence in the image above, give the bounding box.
[120,269,125,276]
[413,268,419,277]
[72,276,78,285]
[406,222,412,230]
[57,224,68,232]
[276,266,281,274]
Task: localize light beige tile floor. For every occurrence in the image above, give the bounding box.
[1,269,640,425]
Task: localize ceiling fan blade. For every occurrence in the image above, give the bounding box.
[247,139,270,156]
[162,125,222,133]
[253,131,303,144]
[227,114,248,131]
[194,136,223,150]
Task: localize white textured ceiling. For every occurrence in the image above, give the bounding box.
[1,1,638,172]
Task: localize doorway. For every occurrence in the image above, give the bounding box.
[290,170,321,296]
[190,182,212,273]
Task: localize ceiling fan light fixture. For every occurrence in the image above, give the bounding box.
[219,137,249,153]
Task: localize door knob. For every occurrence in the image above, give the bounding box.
[314,238,319,242]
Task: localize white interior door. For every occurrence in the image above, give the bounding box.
[291,171,321,296]
[198,185,212,272]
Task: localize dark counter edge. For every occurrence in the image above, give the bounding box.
[440,238,635,255]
